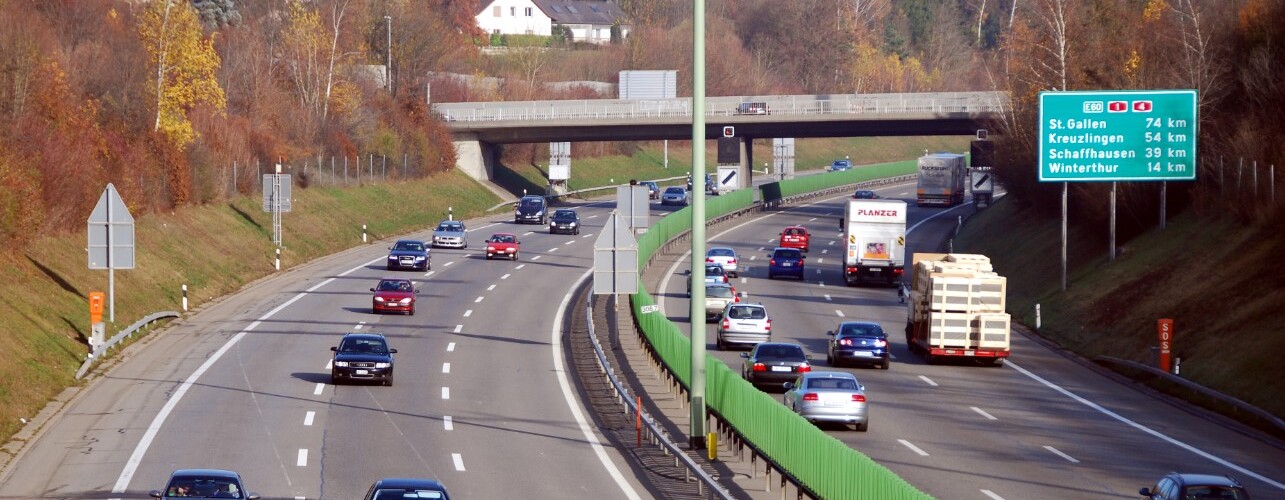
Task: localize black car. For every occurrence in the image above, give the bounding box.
[386,239,430,271]
[150,468,259,499]
[740,342,811,389]
[827,321,890,369]
[514,195,547,224]
[641,181,660,199]
[549,209,580,234]
[1140,472,1251,499]
[853,189,880,199]
[364,478,451,500]
[331,333,397,386]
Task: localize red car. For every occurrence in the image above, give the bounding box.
[485,233,521,260]
[779,226,811,252]
[370,278,417,315]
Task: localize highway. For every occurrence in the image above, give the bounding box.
[651,182,1285,499]
[0,202,651,499]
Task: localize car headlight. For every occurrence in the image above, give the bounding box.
[399,297,412,304]
[374,362,391,369]
[487,246,496,251]
[569,222,577,226]
[374,296,386,302]
[415,256,426,260]
[387,255,397,260]
[536,210,543,216]
[334,361,349,367]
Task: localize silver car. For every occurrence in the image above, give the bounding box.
[431,220,467,249]
[706,247,739,277]
[717,303,770,350]
[783,371,869,432]
[661,187,688,206]
[702,283,740,322]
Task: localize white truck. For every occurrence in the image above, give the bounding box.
[841,199,907,286]
[916,153,967,206]
[904,253,1011,365]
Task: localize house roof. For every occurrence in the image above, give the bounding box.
[532,0,626,25]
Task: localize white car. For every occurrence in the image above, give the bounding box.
[706,247,739,277]
[717,303,770,350]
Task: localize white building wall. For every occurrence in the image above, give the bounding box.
[475,0,552,36]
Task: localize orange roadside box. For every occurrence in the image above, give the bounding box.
[89,292,105,324]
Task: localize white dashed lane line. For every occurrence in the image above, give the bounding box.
[824,294,832,301]
[585,215,599,219]
[816,258,823,264]
[442,363,451,374]
[918,375,939,387]
[972,407,998,420]
[444,416,453,430]
[516,264,526,270]
[501,273,511,280]
[453,325,462,333]
[898,439,930,457]
[463,310,473,317]
[532,255,542,260]
[474,296,484,303]
[452,453,466,471]
[549,247,558,253]
[757,247,765,251]
[828,240,836,246]
[981,490,1006,500]
[821,249,828,254]
[1044,446,1080,463]
[444,261,455,267]
[808,217,817,221]
[523,231,535,236]
[487,284,496,291]
[303,411,315,426]
[835,310,845,318]
[297,449,308,466]
[441,387,450,400]
[313,383,324,395]
[447,342,456,352]
[749,256,757,261]
[424,270,435,277]
[740,278,747,284]
[582,233,593,238]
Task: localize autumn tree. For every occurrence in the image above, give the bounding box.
[137,0,226,150]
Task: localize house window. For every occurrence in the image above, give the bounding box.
[494,29,501,34]
[510,7,516,16]
[492,6,500,16]
[525,7,532,16]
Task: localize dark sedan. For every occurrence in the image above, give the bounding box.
[370,278,417,315]
[741,342,811,389]
[364,478,451,500]
[549,208,580,234]
[827,321,890,369]
[150,468,259,499]
[331,333,397,386]
[386,239,430,271]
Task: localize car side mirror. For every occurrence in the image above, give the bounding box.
[1139,488,1151,496]
[414,289,421,294]
[684,270,691,276]
[516,240,522,244]
[858,384,865,391]
[826,331,835,336]
[737,292,747,298]
[806,354,813,360]
[149,490,163,499]
[387,246,392,250]
[739,352,750,359]
[389,348,398,354]
[330,346,338,352]
[369,287,376,292]
[782,382,794,390]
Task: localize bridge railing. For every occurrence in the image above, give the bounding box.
[434,91,1007,122]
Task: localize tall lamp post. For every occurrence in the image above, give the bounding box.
[384,15,392,93]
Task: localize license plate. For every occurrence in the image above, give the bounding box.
[770,366,791,372]
[870,268,880,273]
[783,263,793,267]
[825,401,845,407]
[356,369,369,375]
[852,351,873,357]
[964,351,976,356]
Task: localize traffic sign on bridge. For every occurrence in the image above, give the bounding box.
[1039,90,1197,182]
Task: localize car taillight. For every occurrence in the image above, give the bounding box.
[706,258,714,263]
[721,318,729,329]
[752,363,766,372]
[765,319,771,332]
[852,394,866,402]
[729,258,737,264]
[798,364,811,373]
[874,339,887,347]
[893,268,905,276]
[840,338,853,346]
[770,259,777,266]
[802,393,818,401]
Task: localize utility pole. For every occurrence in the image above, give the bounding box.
[384,15,392,93]
[688,0,708,450]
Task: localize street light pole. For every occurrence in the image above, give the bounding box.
[384,15,392,93]
[688,0,708,450]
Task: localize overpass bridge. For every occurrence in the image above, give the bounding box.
[431,91,1008,196]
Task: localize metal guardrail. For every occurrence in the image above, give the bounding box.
[435,91,1008,123]
[1095,356,1285,435]
[485,174,690,212]
[75,311,180,379]
[585,295,733,499]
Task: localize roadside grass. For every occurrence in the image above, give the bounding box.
[954,199,1285,427]
[0,170,500,444]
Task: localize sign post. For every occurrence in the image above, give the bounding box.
[592,212,639,295]
[262,165,292,247]
[87,184,136,323]
[1157,318,1174,373]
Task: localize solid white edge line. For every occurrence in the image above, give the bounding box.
[918,375,939,387]
[971,406,998,420]
[443,416,453,430]
[981,489,1006,500]
[303,411,315,426]
[296,448,308,467]
[452,453,466,471]
[897,439,930,456]
[1043,445,1080,463]
[553,270,642,499]
[658,211,780,315]
[1006,360,1284,489]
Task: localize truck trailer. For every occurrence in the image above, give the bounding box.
[916,153,967,206]
[841,199,907,286]
[904,253,1010,365]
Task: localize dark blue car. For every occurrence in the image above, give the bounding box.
[827,321,890,369]
[364,478,450,499]
[386,239,430,271]
[766,247,805,280]
[331,333,397,386]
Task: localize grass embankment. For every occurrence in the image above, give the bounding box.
[955,200,1285,427]
[496,136,972,192]
[0,171,501,447]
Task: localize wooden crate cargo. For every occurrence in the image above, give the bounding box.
[973,313,1011,350]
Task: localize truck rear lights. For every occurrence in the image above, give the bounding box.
[893,268,904,276]
[802,393,819,401]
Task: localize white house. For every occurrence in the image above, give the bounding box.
[476,0,629,43]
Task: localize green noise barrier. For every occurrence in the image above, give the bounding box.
[631,162,931,499]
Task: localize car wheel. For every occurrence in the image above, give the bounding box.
[987,358,1004,367]
[856,421,869,432]
[511,253,518,261]
[386,265,394,271]
[330,373,340,385]
[408,306,415,316]
[826,353,834,366]
[880,359,890,370]
[384,373,394,387]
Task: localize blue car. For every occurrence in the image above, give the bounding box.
[830,159,852,171]
[766,247,805,280]
[386,239,430,271]
[827,321,890,369]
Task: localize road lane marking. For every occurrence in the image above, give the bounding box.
[971,406,998,420]
[816,258,823,264]
[452,453,466,471]
[110,255,388,494]
[297,449,308,466]
[552,270,642,498]
[444,261,455,267]
[835,310,845,317]
[808,217,817,221]
[487,284,497,291]
[474,296,484,303]
[463,310,473,317]
[441,387,450,399]
[442,363,451,374]
[828,240,835,245]
[741,278,747,284]
[583,233,593,238]
[818,281,825,287]
[757,247,765,251]
[767,238,775,242]
[549,247,558,253]
[1006,360,1283,489]
[532,255,542,260]
[325,360,332,370]
[1044,446,1080,463]
[981,490,1006,500]
[898,439,929,456]
[447,342,456,352]
[515,264,526,269]
[444,416,453,430]
[586,215,599,219]
[453,325,463,333]
[821,249,828,254]
[424,270,435,277]
[824,294,832,301]
[314,383,325,394]
[501,273,511,280]
[523,231,535,236]
[749,256,757,261]
[354,321,365,330]
[303,411,315,426]
[918,375,938,387]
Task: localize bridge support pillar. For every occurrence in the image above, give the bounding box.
[453,133,496,182]
[738,136,755,188]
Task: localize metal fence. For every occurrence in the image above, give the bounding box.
[76,311,180,379]
[220,154,428,197]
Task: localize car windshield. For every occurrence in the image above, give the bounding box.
[165,477,242,498]
[490,235,515,243]
[665,187,684,194]
[774,249,802,259]
[372,489,446,499]
[519,198,543,209]
[727,306,766,320]
[436,222,463,232]
[755,345,804,359]
[377,280,412,292]
[707,286,734,298]
[807,378,859,390]
[339,338,388,354]
[393,241,424,252]
[708,248,734,257]
[554,210,576,218]
[839,324,883,337]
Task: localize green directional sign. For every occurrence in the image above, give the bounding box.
[1039,90,1197,182]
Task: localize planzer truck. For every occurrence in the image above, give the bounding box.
[904,253,1010,365]
[841,199,907,286]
